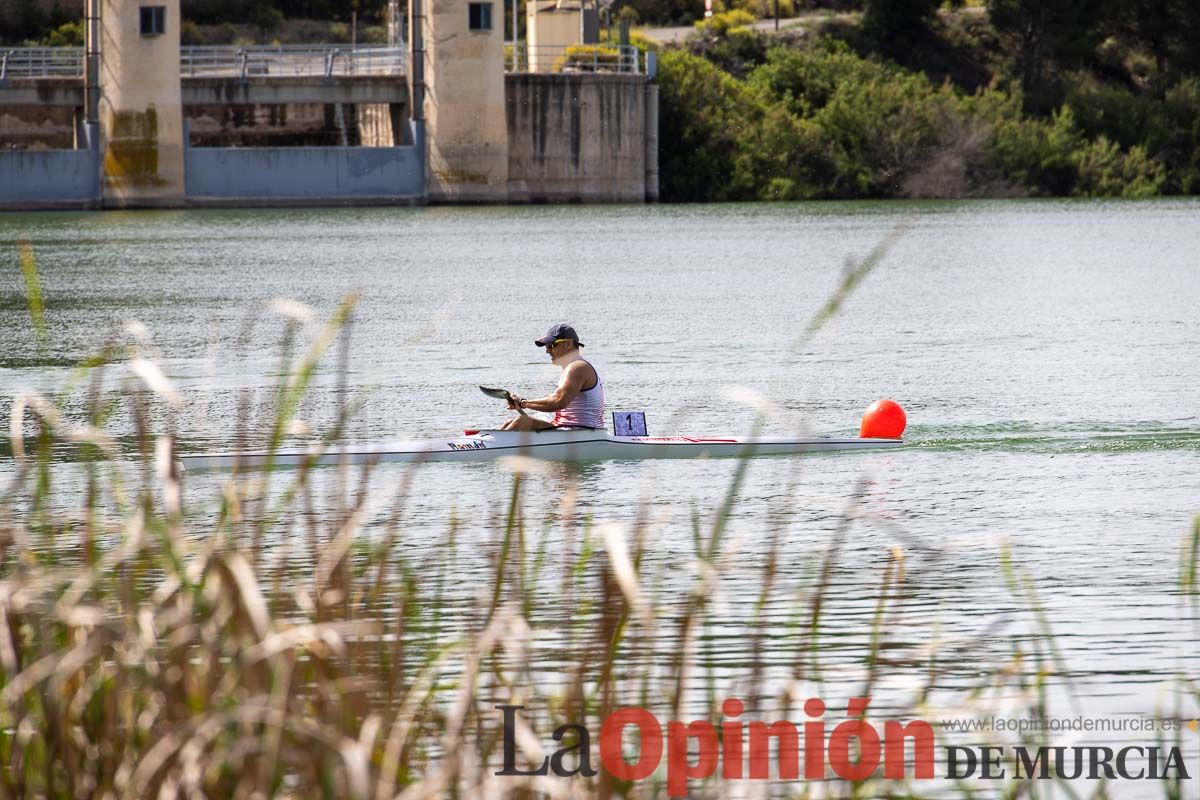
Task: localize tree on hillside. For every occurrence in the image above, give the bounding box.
[987,0,1109,112]
[1109,0,1200,84]
[1127,0,1172,77]
[863,0,943,43]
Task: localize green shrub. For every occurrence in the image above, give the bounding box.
[627,0,697,26]
[721,0,796,20]
[658,50,758,200]
[361,25,389,44]
[252,4,283,35]
[658,50,834,201]
[694,8,755,37]
[749,41,985,197]
[688,18,768,78]
[863,0,941,41]
[41,20,83,47]
[629,30,660,52]
[750,39,894,117]
[1157,78,1200,193]
[1073,137,1166,197]
[180,19,205,46]
[812,69,968,196]
[656,25,1195,199]
[554,45,623,71]
[734,107,834,199]
[215,22,238,43]
[1065,77,1163,151]
[988,105,1084,195]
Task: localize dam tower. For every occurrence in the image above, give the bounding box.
[97,0,186,207]
[415,0,510,201]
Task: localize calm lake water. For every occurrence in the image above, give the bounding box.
[3,199,1199,795]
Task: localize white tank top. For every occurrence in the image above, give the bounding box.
[552,360,606,429]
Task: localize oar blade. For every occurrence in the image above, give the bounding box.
[479,385,512,401]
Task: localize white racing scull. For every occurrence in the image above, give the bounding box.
[178,427,902,472]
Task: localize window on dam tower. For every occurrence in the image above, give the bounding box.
[140,6,166,36]
[468,2,493,31]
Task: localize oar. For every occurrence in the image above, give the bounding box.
[480,385,527,416]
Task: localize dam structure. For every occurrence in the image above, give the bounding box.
[0,0,658,208]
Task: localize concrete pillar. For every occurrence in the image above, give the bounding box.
[421,0,509,201]
[99,0,186,208]
[644,83,659,202]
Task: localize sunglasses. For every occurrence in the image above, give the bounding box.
[545,338,571,351]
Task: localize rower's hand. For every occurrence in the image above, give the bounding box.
[507,394,522,410]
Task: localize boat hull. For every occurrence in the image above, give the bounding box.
[178,429,902,471]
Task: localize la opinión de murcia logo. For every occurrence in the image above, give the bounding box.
[495,699,1193,796]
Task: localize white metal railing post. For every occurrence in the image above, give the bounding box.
[1,50,11,80]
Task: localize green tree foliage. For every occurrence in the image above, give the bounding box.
[1105,0,1200,80]
[1157,78,1200,192]
[751,42,993,197]
[986,104,1084,194]
[863,0,943,42]
[180,19,206,45]
[42,21,84,47]
[657,50,832,201]
[987,0,1108,110]
[1062,75,1200,192]
[709,0,797,21]
[812,67,967,195]
[1067,78,1162,149]
[616,0,700,27]
[7,0,48,42]
[1073,136,1166,196]
[688,12,769,77]
[658,50,761,200]
[253,3,286,36]
[750,39,893,117]
[659,35,1193,200]
[694,8,756,37]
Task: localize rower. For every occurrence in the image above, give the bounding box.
[502,323,606,431]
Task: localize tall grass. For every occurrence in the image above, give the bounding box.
[3,236,1193,799]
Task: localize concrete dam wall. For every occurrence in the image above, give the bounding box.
[506,74,657,204]
[0,149,100,209]
[1,70,657,206]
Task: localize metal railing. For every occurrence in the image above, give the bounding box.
[180,45,406,78]
[0,45,404,80]
[0,47,84,79]
[505,44,641,74]
[0,43,656,81]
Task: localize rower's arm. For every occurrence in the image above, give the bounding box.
[516,364,587,412]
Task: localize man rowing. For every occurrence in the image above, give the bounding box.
[501,323,606,431]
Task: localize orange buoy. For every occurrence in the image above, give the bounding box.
[860,399,906,439]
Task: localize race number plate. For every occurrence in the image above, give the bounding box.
[613,411,648,437]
